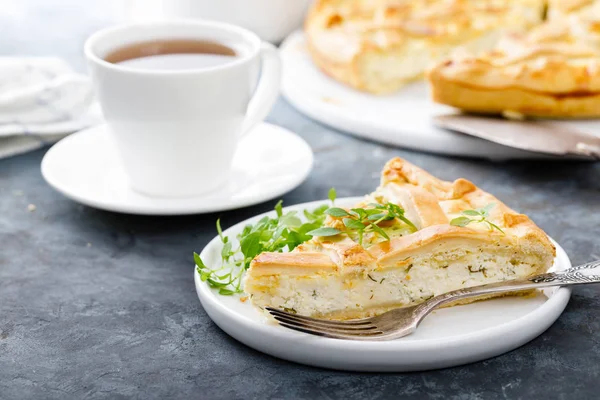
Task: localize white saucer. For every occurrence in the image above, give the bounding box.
[195,198,572,372]
[41,123,313,215]
[280,31,600,160]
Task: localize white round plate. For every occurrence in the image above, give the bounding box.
[41,123,313,215]
[280,31,599,160]
[195,197,572,372]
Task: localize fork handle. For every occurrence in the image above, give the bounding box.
[420,260,600,313]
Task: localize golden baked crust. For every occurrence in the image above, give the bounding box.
[428,15,600,117]
[245,158,555,319]
[305,0,545,94]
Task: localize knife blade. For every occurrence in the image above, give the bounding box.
[433,114,600,159]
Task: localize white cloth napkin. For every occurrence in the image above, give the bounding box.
[0,57,102,159]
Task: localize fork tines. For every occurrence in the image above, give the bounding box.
[265,307,384,340]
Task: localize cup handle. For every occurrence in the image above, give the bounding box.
[240,42,282,137]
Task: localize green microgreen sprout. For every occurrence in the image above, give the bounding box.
[307,201,417,246]
[450,203,505,234]
[194,189,338,295]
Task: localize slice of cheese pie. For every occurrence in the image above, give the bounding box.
[244,158,555,320]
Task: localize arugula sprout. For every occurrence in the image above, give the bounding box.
[450,203,504,234]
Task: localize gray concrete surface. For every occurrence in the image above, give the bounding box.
[1,1,600,399]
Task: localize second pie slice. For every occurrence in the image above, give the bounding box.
[244,158,555,320]
[428,13,600,118]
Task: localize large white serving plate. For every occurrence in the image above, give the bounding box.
[194,197,572,372]
[280,31,600,160]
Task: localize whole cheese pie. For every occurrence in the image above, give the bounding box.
[244,158,555,320]
[428,14,600,117]
[305,0,545,94]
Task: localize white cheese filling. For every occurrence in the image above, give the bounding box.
[246,245,543,318]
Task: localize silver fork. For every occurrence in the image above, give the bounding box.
[266,260,600,341]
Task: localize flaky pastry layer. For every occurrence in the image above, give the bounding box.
[428,13,600,117]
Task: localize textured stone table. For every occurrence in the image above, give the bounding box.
[1,2,600,399]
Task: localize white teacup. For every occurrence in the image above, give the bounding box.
[161,0,311,43]
[84,20,281,198]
